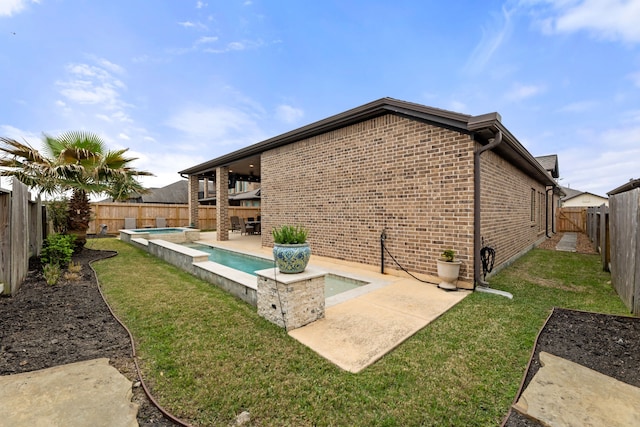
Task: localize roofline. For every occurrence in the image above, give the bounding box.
[179,98,471,175]
[180,97,556,186]
[608,178,640,196]
[563,191,608,201]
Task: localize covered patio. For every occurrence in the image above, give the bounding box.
[180,153,262,241]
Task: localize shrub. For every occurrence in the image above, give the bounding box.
[46,199,69,234]
[41,234,76,267]
[43,263,61,285]
[441,249,456,262]
[272,225,308,244]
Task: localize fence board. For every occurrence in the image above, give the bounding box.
[557,207,586,232]
[0,191,10,293]
[88,202,260,234]
[609,188,639,314]
[6,179,30,295]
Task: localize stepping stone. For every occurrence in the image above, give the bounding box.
[513,352,640,427]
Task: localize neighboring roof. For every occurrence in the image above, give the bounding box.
[608,178,640,196]
[535,155,560,179]
[180,97,556,187]
[560,186,608,202]
[98,180,214,204]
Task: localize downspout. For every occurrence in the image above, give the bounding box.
[545,187,553,238]
[473,130,503,289]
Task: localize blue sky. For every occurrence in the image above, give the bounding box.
[1,0,639,197]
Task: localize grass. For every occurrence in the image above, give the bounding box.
[86,238,629,426]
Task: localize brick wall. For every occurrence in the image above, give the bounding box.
[479,148,548,269]
[261,114,476,281]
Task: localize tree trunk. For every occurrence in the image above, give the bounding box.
[67,189,91,251]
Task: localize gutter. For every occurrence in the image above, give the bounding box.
[473,130,503,289]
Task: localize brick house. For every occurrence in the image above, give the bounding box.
[180,98,560,289]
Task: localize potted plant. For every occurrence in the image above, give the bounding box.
[436,249,462,290]
[272,225,311,273]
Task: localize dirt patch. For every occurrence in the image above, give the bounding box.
[0,248,178,427]
[502,308,640,426]
[537,232,598,255]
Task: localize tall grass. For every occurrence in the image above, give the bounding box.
[87,239,629,426]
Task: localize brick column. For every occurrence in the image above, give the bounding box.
[188,175,199,228]
[216,167,229,241]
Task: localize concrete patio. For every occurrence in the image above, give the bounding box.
[196,231,469,372]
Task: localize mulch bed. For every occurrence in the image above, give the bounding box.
[0,247,178,427]
[1,234,637,427]
[503,232,640,426]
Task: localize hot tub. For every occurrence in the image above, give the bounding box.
[119,227,200,243]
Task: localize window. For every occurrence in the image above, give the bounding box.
[531,188,536,222]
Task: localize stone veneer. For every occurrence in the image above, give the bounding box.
[256,267,325,330]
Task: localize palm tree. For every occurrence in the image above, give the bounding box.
[0,131,153,248]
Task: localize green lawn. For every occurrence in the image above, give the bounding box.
[87,238,629,427]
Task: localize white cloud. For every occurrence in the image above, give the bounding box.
[166,105,267,148]
[558,123,640,195]
[505,82,546,101]
[196,1,207,9]
[275,105,304,124]
[196,36,218,44]
[0,0,38,17]
[178,20,208,31]
[56,61,127,110]
[449,100,468,113]
[557,100,597,113]
[464,6,515,73]
[528,0,640,43]
[203,39,265,53]
[628,71,640,88]
[118,133,130,140]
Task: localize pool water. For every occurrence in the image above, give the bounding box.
[130,227,185,234]
[184,243,274,274]
[183,243,367,297]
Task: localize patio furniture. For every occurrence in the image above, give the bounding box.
[248,221,261,234]
[124,218,137,229]
[239,218,255,235]
[156,217,167,228]
[230,216,241,232]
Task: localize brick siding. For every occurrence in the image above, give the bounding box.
[479,148,549,269]
[261,114,476,281]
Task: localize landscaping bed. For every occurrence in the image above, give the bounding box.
[0,247,177,427]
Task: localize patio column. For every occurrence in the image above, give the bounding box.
[203,178,209,198]
[188,175,199,228]
[216,166,229,241]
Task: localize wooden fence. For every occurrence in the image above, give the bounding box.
[557,207,587,232]
[88,202,261,234]
[0,178,43,296]
[606,188,640,315]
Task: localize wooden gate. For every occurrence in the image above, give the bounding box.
[557,207,587,232]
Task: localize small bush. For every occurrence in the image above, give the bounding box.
[272,225,308,244]
[47,199,69,234]
[41,234,76,267]
[43,263,61,285]
[67,261,82,273]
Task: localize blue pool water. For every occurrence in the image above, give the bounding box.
[130,228,185,234]
[184,243,274,274]
[183,243,367,297]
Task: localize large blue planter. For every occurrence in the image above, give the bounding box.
[273,243,311,273]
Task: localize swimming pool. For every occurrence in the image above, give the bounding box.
[184,243,368,297]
